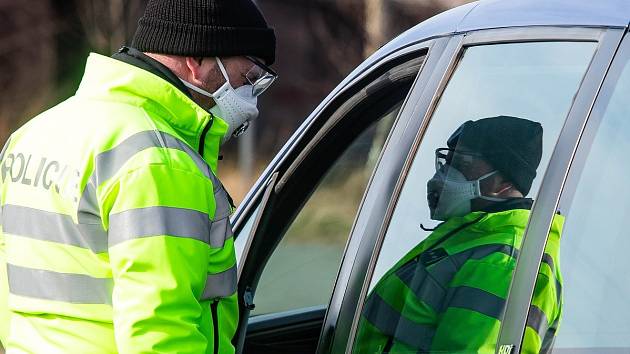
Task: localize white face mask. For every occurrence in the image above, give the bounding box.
[180,57,259,144]
[429,165,506,221]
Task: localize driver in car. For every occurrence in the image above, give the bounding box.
[354,116,563,354]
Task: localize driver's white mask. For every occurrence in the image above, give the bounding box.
[180,57,259,144]
[430,165,506,221]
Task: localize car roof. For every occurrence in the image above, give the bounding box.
[384,0,629,54]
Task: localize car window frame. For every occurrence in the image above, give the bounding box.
[519,30,630,353]
[319,35,459,354]
[231,43,436,354]
[332,26,624,354]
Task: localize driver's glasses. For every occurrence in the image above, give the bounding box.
[245,56,278,97]
[434,148,483,172]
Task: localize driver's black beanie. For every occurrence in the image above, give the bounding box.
[131,0,276,65]
[447,116,543,195]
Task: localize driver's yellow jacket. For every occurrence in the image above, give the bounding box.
[355,208,563,354]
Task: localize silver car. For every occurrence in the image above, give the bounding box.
[232,0,630,353]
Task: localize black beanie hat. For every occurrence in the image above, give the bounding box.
[447,116,543,195]
[131,0,276,65]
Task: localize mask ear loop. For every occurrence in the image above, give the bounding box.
[476,170,510,202]
[215,57,231,84]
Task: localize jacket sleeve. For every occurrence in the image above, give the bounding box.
[104,164,219,354]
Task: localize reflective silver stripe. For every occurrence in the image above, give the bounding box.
[540,319,558,354]
[541,253,554,273]
[451,244,518,268]
[94,131,211,185]
[3,204,108,253]
[526,304,549,339]
[362,293,435,350]
[7,263,113,304]
[445,286,506,320]
[108,206,211,247]
[395,261,446,311]
[77,130,218,224]
[201,266,237,300]
[209,217,232,248]
[539,252,562,305]
[77,177,100,224]
[395,244,518,311]
[433,244,518,285]
[214,186,232,219]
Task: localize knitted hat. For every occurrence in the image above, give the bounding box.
[131,0,276,64]
[447,116,543,195]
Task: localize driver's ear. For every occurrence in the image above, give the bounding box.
[493,181,514,197]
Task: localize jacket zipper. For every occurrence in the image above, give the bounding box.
[211,299,220,354]
[198,113,214,156]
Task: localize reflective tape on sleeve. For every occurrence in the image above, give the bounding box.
[213,187,232,220]
[393,243,518,313]
[3,204,108,253]
[7,263,113,304]
[108,206,211,247]
[450,243,518,267]
[395,260,446,311]
[526,304,549,340]
[540,319,558,354]
[444,286,506,320]
[209,217,232,248]
[201,266,237,300]
[93,131,211,185]
[361,293,435,350]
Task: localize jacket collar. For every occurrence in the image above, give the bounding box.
[112,46,192,99]
[75,52,228,173]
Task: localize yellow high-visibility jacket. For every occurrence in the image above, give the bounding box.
[355,208,563,354]
[0,52,238,354]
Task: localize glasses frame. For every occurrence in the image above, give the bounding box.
[434,147,484,171]
[245,56,278,97]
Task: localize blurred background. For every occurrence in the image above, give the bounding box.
[0,0,471,203]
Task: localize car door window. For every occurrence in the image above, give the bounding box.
[352,40,597,354]
[531,37,630,354]
[252,107,399,315]
[242,54,426,318]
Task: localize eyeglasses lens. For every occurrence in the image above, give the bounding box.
[245,58,277,97]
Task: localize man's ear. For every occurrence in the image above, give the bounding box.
[185,57,205,83]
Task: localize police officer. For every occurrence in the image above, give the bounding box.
[355,116,563,354]
[0,0,276,352]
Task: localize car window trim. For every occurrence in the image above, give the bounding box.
[495,27,626,353]
[314,36,458,354]
[462,26,608,45]
[555,32,630,217]
[275,52,427,195]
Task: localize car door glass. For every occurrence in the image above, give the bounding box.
[251,103,401,315]
[234,203,261,258]
[353,41,597,354]
[532,41,630,354]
